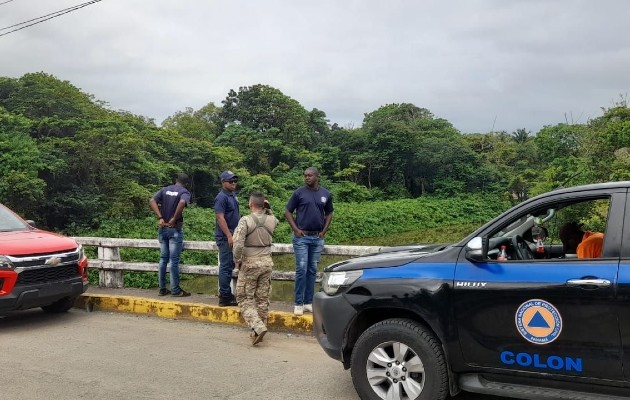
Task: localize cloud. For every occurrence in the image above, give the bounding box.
[1,0,628,133]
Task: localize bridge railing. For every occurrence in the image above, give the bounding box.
[73,237,391,288]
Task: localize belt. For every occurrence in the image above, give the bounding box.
[302,230,320,236]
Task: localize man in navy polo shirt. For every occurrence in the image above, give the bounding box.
[214,170,240,306]
[149,172,192,297]
[285,167,334,315]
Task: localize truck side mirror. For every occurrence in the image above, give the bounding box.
[465,236,487,262]
[25,220,36,228]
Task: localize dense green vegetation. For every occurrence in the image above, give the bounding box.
[4,72,628,295]
[81,194,508,267]
[84,197,503,292]
[87,194,508,243]
[1,72,630,240]
[85,219,489,294]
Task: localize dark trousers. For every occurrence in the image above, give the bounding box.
[217,237,234,297]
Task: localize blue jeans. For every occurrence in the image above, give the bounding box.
[293,234,324,306]
[158,227,184,293]
[217,237,235,297]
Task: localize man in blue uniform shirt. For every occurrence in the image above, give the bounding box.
[149,172,192,297]
[285,167,334,315]
[214,170,240,306]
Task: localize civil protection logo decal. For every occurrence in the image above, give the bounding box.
[515,299,562,345]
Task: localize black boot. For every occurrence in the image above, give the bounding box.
[218,294,238,307]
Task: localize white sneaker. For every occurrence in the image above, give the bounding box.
[304,304,313,313]
[294,305,304,315]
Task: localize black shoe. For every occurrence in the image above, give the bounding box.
[158,288,171,296]
[218,295,238,307]
[171,290,191,297]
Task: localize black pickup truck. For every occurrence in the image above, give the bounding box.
[314,181,630,400]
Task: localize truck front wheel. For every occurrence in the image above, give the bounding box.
[350,318,448,400]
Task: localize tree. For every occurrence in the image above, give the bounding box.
[586,105,630,182]
[360,103,469,196]
[360,104,426,193]
[511,128,531,144]
[0,72,105,121]
[219,84,313,148]
[161,102,221,140]
[0,108,45,215]
[465,131,535,197]
[214,124,283,175]
[535,124,583,162]
[308,108,331,138]
[413,135,491,196]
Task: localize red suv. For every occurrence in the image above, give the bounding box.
[0,203,88,313]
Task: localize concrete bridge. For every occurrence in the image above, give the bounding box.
[72,237,391,333]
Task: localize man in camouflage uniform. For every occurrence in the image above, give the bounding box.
[232,191,279,345]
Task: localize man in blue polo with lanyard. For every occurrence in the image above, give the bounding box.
[285,167,334,315]
[214,170,240,306]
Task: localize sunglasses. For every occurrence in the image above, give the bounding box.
[225,180,238,184]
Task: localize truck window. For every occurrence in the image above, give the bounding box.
[489,197,610,260]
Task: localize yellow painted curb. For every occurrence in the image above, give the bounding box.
[75,293,313,334]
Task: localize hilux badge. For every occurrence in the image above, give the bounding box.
[45,257,61,266]
[515,299,562,344]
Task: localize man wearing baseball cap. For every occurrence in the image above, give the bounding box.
[214,170,240,306]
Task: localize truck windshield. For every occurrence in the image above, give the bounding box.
[0,205,29,232]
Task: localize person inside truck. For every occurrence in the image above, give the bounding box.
[558,222,604,258]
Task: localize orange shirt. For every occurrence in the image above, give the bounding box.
[577,231,604,258]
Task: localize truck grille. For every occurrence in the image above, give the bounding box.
[11,251,80,269]
[16,264,80,285]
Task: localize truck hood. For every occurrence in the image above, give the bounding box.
[324,243,448,272]
[0,229,78,256]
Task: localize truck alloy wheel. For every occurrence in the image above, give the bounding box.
[351,318,448,400]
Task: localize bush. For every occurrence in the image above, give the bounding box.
[81,194,511,290]
[78,194,510,246]
[329,181,372,203]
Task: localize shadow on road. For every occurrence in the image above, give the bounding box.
[0,308,85,331]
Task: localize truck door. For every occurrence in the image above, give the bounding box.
[616,190,630,381]
[453,191,624,381]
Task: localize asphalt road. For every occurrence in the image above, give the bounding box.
[0,309,506,400]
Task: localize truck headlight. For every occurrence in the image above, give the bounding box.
[0,255,15,270]
[322,270,363,295]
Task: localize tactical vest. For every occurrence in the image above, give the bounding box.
[244,213,274,247]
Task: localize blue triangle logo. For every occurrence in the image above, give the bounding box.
[527,311,550,328]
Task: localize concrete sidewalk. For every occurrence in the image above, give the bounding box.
[75,287,313,334]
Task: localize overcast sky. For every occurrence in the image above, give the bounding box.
[1,0,629,134]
